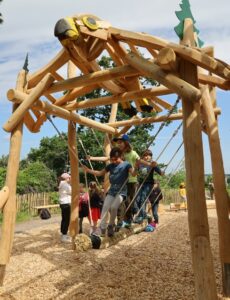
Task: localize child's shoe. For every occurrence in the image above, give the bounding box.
[122,220,132,228]
[61,234,71,243]
[107,225,114,237]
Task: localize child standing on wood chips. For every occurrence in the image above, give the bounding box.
[58,172,71,243]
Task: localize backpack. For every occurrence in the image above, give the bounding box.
[39,208,51,220]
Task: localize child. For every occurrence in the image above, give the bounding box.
[179,182,187,205]
[135,149,163,223]
[82,147,135,237]
[79,183,90,234]
[149,181,163,224]
[89,181,103,234]
[87,134,156,227]
[58,173,71,243]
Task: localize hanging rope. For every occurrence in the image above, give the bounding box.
[124,139,183,218]
[77,136,100,186]
[90,128,105,155]
[155,122,183,161]
[145,96,181,150]
[134,150,185,220]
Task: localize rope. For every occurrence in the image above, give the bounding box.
[135,153,185,220]
[155,122,183,161]
[90,128,105,155]
[77,137,100,186]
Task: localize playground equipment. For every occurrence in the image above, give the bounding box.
[0,0,230,298]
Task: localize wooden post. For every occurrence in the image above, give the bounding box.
[3,73,55,132]
[103,103,118,193]
[67,61,80,241]
[0,70,25,285]
[0,187,9,209]
[180,18,217,299]
[201,85,230,296]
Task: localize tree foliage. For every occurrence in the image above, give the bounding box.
[17,162,57,194]
[0,0,3,24]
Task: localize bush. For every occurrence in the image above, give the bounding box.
[17,162,57,194]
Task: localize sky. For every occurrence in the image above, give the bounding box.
[0,0,229,174]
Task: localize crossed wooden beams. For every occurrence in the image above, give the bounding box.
[3,15,230,136]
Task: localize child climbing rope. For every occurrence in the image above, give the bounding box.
[89,181,103,234]
[149,181,163,224]
[134,149,163,224]
[79,183,90,234]
[58,172,71,243]
[82,147,136,237]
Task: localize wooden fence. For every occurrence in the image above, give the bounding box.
[16,189,182,215]
[16,192,58,215]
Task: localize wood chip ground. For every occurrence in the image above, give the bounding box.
[0,210,229,300]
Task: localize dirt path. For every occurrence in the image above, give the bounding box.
[0,209,227,300]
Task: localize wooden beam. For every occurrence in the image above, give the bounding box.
[3,73,55,132]
[198,73,230,91]
[64,87,173,110]
[201,85,230,297]
[125,52,201,102]
[109,27,230,80]
[107,108,221,127]
[28,49,69,88]
[38,101,117,134]
[45,64,138,95]
[67,61,80,241]
[0,187,9,210]
[179,18,217,300]
[0,70,25,285]
[151,96,173,110]
[155,47,178,71]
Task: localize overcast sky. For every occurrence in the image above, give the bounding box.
[0,0,229,173]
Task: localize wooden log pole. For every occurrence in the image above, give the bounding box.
[6,90,117,135]
[65,86,173,110]
[3,73,55,132]
[27,49,69,88]
[155,47,178,71]
[67,61,81,241]
[109,27,230,79]
[45,64,138,95]
[0,187,9,209]
[180,18,217,300]
[103,103,118,193]
[201,85,230,297]
[125,52,201,102]
[107,108,221,127]
[0,70,25,285]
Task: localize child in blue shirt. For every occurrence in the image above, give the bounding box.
[134,149,163,223]
[82,147,135,237]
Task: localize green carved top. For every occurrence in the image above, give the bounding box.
[174,0,204,47]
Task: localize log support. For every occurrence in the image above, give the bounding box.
[67,62,81,242]
[0,70,25,285]
[201,85,230,297]
[180,18,217,300]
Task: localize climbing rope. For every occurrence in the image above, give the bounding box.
[135,150,185,220]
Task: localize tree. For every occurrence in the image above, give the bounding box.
[17,161,57,194]
[28,135,69,176]
[0,154,8,168]
[0,0,3,24]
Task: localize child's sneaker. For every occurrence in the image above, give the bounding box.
[61,234,71,243]
[107,225,114,237]
[115,222,123,232]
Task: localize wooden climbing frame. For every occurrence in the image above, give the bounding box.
[0,10,230,299]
